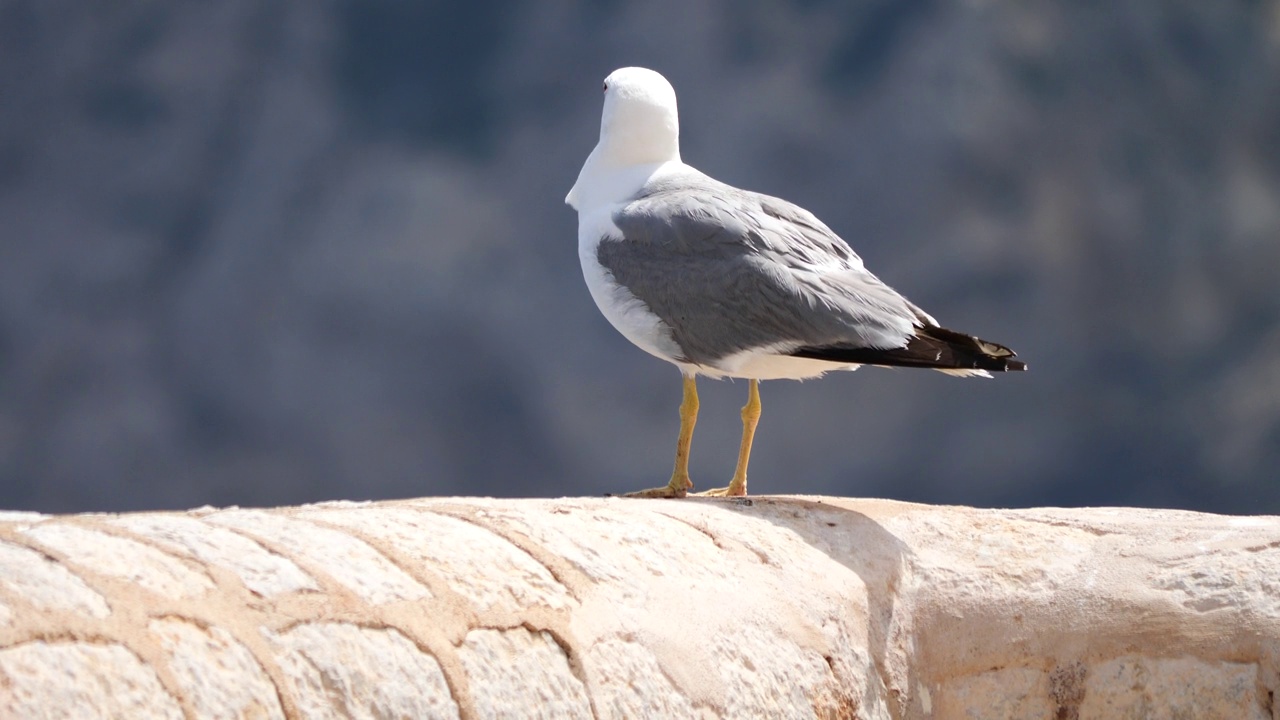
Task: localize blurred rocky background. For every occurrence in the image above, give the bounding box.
[1,0,1277,513]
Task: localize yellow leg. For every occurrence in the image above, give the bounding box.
[695,379,760,497]
[624,375,698,498]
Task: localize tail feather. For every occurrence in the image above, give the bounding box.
[790,325,1027,373]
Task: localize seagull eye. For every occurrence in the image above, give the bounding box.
[603,82,608,92]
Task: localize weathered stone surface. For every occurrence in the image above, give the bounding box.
[206,508,432,604]
[0,496,1275,719]
[0,643,183,719]
[0,539,111,618]
[459,627,592,719]
[299,505,572,614]
[110,513,318,597]
[266,621,459,719]
[150,617,285,720]
[1080,656,1270,720]
[21,522,215,600]
[584,637,699,719]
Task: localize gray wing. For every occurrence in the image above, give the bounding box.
[599,175,921,366]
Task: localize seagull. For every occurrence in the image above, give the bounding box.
[566,67,1026,498]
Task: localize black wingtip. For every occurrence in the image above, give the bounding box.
[790,325,1027,373]
[1002,358,1028,372]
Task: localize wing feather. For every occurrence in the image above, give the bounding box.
[599,173,919,366]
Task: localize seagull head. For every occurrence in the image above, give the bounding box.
[566,67,683,210]
[598,67,681,167]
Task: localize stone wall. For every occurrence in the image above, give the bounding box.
[0,497,1276,718]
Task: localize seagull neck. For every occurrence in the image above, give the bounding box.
[598,99,680,166]
[599,131,680,168]
[567,152,682,211]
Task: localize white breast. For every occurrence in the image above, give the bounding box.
[577,208,683,365]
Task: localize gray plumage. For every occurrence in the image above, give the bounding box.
[598,172,923,366]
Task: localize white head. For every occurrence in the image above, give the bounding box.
[566,67,683,210]
[596,67,681,166]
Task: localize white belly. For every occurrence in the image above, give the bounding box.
[702,348,861,381]
[578,214,683,365]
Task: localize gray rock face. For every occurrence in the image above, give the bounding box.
[0,496,1276,718]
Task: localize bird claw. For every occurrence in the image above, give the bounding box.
[621,476,693,499]
[621,486,688,499]
[691,484,748,498]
